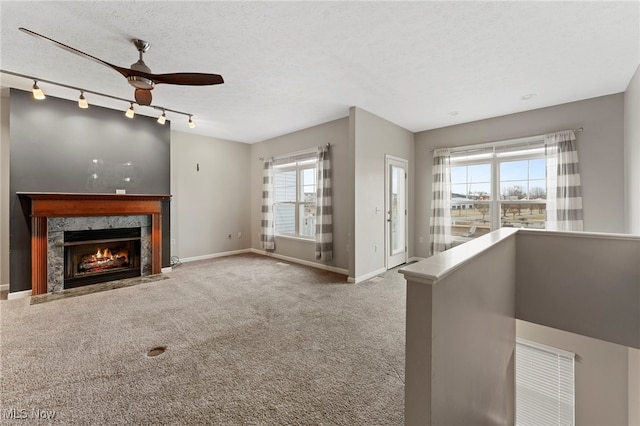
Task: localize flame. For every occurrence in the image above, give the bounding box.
[95,248,115,259]
[94,248,118,260]
[78,246,130,273]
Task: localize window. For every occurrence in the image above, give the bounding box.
[516,338,575,426]
[450,143,546,242]
[274,157,317,238]
[499,158,546,229]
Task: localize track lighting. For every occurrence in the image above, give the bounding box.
[32,81,45,100]
[125,102,135,118]
[78,91,88,109]
[3,70,196,123]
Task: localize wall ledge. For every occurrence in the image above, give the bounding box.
[518,228,640,241]
[399,228,518,284]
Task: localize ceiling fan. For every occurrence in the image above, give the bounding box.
[19,27,224,106]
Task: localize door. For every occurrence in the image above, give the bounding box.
[385,156,408,269]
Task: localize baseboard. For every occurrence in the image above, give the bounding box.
[249,248,349,277]
[348,267,387,284]
[175,248,349,279]
[161,267,173,274]
[180,249,253,264]
[8,289,32,300]
[0,283,8,292]
[346,259,425,283]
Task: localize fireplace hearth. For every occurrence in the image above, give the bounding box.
[64,228,141,289]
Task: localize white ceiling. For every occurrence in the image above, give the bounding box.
[1,1,638,143]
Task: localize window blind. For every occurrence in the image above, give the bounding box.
[515,337,575,426]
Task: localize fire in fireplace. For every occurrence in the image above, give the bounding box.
[64,228,141,289]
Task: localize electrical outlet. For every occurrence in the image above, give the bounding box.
[237,232,242,239]
[419,236,424,243]
[171,238,176,245]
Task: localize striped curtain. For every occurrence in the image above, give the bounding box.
[315,146,333,261]
[430,148,452,255]
[260,159,275,250]
[545,130,583,231]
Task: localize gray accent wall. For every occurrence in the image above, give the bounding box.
[414,93,626,259]
[1,90,10,287]
[8,88,171,292]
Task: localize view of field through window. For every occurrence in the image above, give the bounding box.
[451,155,547,241]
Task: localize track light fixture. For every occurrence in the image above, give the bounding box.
[3,69,198,128]
[78,91,88,109]
[125,103,135,118]
[32,80,45,100]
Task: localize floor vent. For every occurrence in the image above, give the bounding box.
[147,346,167,357]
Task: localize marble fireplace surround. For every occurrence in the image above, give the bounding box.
[18,193,170,295]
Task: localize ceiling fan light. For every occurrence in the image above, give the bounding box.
[32,81,45,100]
[188,116,196,129]
[78,92,89,109]
[125,103,135,119]
[157,111,166,125]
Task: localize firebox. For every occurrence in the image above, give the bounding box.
[64,228,141,289]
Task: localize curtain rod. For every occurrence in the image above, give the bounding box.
[259,143,330,161]
[429,128,583,153]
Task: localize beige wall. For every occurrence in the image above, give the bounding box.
[629,348,640,425]
[414,94,626,259]
[402,232,517,425]
[352,107,415,280]
[624,65,640,235]
[170,130,251,261]
[517,320,631,426]
[515,231,640,349]
[248,108,414,281]
[250,118,351,273]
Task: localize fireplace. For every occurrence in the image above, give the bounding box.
[18,192,170,295]
[64,228,142,289]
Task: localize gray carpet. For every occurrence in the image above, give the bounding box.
[0,253,406,425]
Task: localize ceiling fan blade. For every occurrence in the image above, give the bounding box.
[150,72,224,86]
[20,27,225,91]
[19,27,131,79]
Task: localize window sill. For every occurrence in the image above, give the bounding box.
[275,234,315,243]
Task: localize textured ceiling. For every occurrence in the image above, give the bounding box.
[1,1,639,143]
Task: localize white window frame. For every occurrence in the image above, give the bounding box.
[273,156,317,240]
[450,141,547,234]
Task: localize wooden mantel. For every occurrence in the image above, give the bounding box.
[18,192,171,295]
